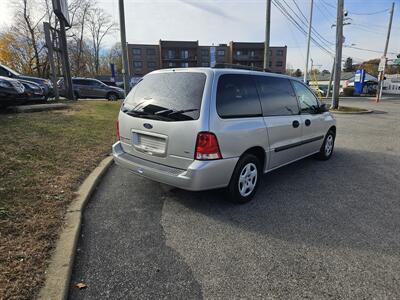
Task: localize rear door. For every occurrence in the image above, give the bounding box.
[118,70,210,170]
[291,80,326,156]
[255,76,303,169]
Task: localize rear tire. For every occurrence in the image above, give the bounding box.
[316,130,335,160]
[107,92,118,101]
[226,154,261,204]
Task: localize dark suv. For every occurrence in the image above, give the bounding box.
[58,78,125,101]
[0,64,53,99]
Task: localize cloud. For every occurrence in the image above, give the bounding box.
[178,0,238,21]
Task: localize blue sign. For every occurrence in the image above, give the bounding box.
[354,69,365,94]
[110,63,116,82]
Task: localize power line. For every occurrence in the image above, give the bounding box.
[345,45,398,55]
[348,8,390,15]
[272,0,334,56]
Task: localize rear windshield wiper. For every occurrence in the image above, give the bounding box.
[167,108,199,116]
[124,109,170,121]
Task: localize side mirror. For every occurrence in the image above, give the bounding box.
[319,103,328,113]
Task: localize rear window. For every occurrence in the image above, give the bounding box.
[216,74,262,118]
[123,72,206,121]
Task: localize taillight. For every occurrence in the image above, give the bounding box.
[116,120,120,140]
[195,132,222,160]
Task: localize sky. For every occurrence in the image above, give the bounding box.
[0,0,399,71]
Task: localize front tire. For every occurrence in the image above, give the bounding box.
[227,154,261,204]
[316,130,335,160]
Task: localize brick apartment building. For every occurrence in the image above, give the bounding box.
[127,40,287,77]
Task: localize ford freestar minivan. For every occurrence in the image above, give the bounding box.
[113,67,336,203]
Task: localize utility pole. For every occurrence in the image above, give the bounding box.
[119,0,130,96]
[326,57,335,99]
[263,0,271,71]
[304,0,314,83]
[376,2,395,103]
[331,0,344,109]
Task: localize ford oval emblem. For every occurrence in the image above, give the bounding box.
[143,123,153,129]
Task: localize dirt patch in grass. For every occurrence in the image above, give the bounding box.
[0,101,120,299]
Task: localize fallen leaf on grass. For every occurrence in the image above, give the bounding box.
[75,282,87,289]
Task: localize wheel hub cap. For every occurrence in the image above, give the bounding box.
[238,163,258,197]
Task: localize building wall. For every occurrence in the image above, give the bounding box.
[127,44,160,76]
[127,40,287,76]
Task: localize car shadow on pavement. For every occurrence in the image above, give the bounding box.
[169,148,400,256]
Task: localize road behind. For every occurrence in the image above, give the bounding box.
[69,97,400,299]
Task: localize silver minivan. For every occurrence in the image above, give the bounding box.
[113,67,336,203]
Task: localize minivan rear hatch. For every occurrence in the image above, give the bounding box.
[118,70,209,170]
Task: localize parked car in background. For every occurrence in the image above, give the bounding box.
[113,67,336,203]
[0,76,25,107]
[0,64,53,99]
[19,79,46,103]
[101,80,117,87]
[58,77,125,101]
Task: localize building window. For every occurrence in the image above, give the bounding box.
[269,61,272,67]
[147,61,157,68]
[133,61,142,68]
[217,50,225,56]
[181,62,189,67]
[201,49,209,56]
[276,61,283,67]
[269,50,273,56]
[236,50,242,56]
[250,50,255,57]
[277,49,284,56]
[181,50,189,59]
[132,48,141,55]
[167,50,175,59]
[201,62,209,67]
[168,62,176,67]
[146,48,156,56]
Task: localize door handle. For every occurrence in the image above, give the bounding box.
[292,120,300,128]
[305,119,311,126]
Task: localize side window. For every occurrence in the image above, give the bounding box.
[291,80,319,113]
[256,76,299,116]
[216,74,262,118]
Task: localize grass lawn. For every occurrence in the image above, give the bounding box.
[0,100,120,299]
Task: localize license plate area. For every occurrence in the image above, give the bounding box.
[132,130,168,157]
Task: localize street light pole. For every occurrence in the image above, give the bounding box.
[118,0,130,96]
[376,2,395,103]
[263,0,271,71]
[304,0,314,83]
[331,0,344,109]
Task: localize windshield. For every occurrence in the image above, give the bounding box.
[1,64,20,76]
[123,72,206,121]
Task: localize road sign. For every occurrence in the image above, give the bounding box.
[52,0,70,27]
[378,57,386,72]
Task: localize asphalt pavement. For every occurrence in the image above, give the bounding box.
[69,97,400,299]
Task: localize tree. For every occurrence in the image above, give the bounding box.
[87,7,117,75]
[343,57,355,72]
[294,69,303,77]
[321,69,330,75]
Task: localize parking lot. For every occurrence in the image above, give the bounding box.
[69,97,400,299]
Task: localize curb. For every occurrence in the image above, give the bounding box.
[9,103,70,113]
[38,156,114,300]
[330,109,373,114]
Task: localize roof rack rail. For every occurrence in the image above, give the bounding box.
[213,63,268,72]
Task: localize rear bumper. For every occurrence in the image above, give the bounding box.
[112,141,238,191]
